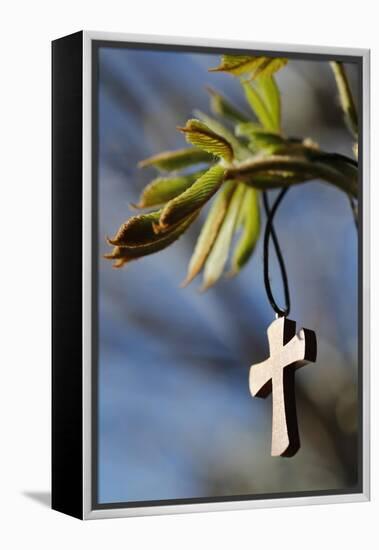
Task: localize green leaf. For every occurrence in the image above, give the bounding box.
[138,147,213,171]
[104,212,199,268]
[256,76,281,131]
[209,55,288,79]
[182,181,236,286]
[193,110,248,160]
[135,170,206,208]
[235,121,262,137]
[158,164,226,231]
[202,183,245,289]
[247,131,286,154]
[330,61,358,138]
[230,188,260,274]
[178,119,234,162]
[207,87,248,123]
[107,210,162,247]
[209,55,265,76]
[235,124,285,153]
[241,82,276,131]
[250,58,288,79]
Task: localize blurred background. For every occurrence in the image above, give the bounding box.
[96,45,359,504]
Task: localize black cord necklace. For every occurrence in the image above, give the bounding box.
[262,182,358,318]
[250,187,318,457]
[262,188,290,317]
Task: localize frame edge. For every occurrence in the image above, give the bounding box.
[81,31,370,519]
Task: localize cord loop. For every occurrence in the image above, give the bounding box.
[262,188,290,317]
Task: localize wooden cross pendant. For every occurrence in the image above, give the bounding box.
[249,317,317,457]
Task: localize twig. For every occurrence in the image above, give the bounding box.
[226,155,358,197]
[330,61,358,138]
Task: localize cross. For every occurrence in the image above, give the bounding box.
[249,317,317,457]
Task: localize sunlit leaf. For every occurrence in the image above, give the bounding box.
[230,187,260,275]
[209,55,265,76]
[209,55,288,79]
[207,87,248,123]
[178,119,234,162]
[158,164,226,230]
[235,121,262,136]
[248,131,286,154]
[182,181,236,286]
[138,147,213,171]
[104,212,199,268]
[135,170,206,208]
[250,58,288,79]
[107,210,162,247]
[235,124,285,153]
[193,110,248,160]
[236,125,312,156]
[202,184,245,289]
[241,82,276,131]
[256,75,281,131]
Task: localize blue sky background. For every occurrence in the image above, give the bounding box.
[96,46,359,504]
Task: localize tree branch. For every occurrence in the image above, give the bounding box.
[225,155,358,198]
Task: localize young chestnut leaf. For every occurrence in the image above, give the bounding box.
[193,110,248,160]
[104,212,199,268]
[235,121,262,136]
[182,180,236,286]
[206,87,249,123]
[209,55,288,80]
[235,124,285,154]
[242,82,277,132]
[250,58,288,80]
[138,147,213,171]
[178,119,234,163]
[248,131,285,154]
[256,76,281,132]
[158,164,226,231]
[135,171,206,208]
[108,210,162,247]
[209,55,266,76]
[230,187,260,275]
[202,183,245,290]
